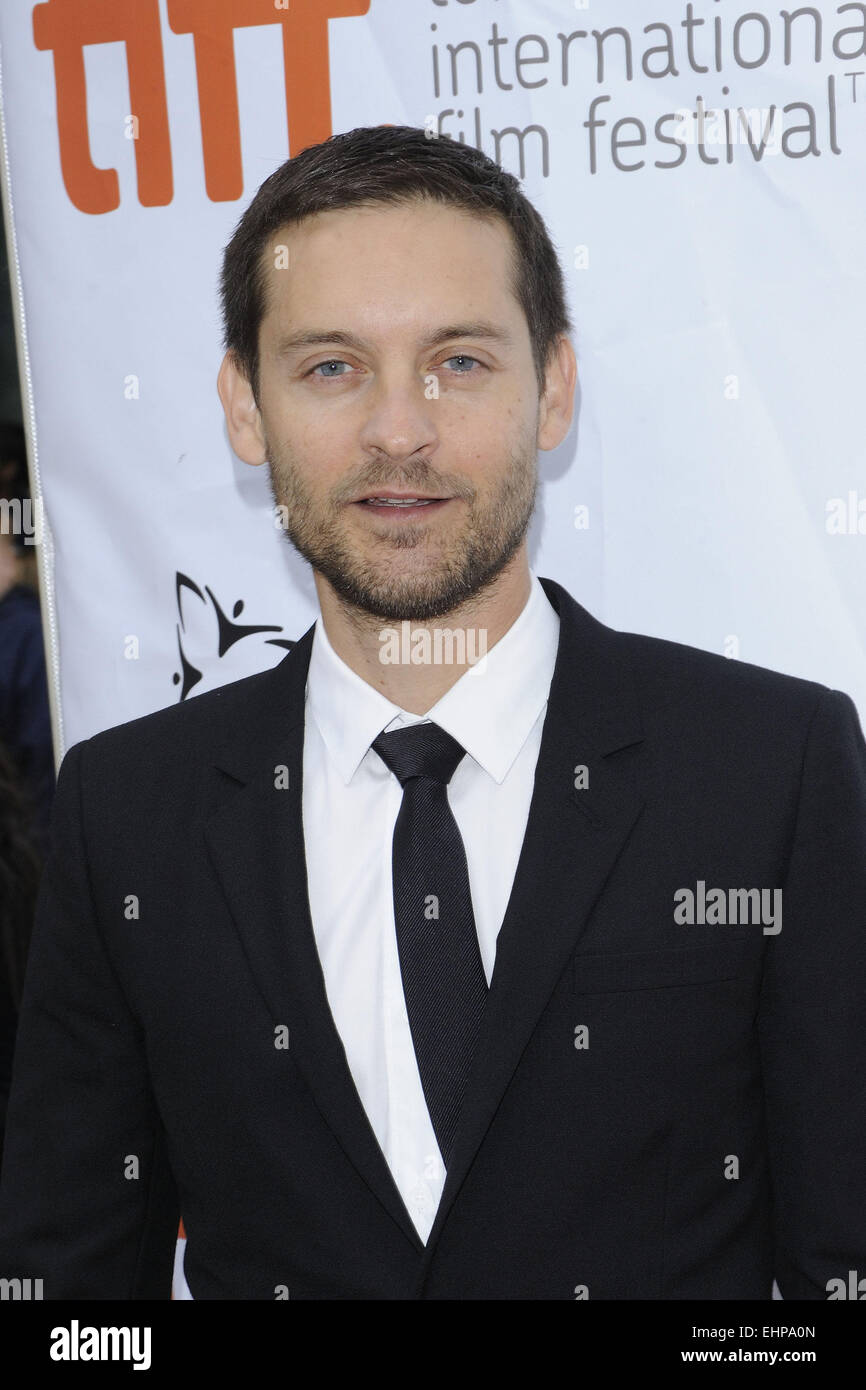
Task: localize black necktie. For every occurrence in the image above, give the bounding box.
[371,721,489,1168]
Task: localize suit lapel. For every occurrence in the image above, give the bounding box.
[203,623,426,1254]
[203,577,646,1270]
[415,577,646,1273]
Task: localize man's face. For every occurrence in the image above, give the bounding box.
[239,199,556,621]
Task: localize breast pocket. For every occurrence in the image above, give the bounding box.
[573,941,754,994]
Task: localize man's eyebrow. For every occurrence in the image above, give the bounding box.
[273,322,515,357]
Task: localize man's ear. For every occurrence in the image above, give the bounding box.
[537,334,578,452]
[217,352,268,466]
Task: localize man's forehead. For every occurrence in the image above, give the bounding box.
[258,204,521,342]
[260,202,514,291]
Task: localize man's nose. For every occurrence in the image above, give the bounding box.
[356,368,440,461]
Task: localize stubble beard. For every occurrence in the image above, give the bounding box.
[265,422,539,622]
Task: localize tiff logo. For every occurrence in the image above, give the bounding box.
[32,0,371,212]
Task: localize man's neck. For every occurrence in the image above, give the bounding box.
[313,553,532,715]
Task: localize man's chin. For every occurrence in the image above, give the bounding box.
[326,577,469,624]
[309,555,474,622]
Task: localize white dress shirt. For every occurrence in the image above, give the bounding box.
[302,571,560,1242]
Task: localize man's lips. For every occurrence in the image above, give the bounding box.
[352,496,452,518]
[352,490,448,502]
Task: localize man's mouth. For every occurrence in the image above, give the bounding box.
[361,497,440,506]
[353,495,452,518]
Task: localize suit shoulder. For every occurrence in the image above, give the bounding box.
[612,623,837,725]
[63,656,293,773]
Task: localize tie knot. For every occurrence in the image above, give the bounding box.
[371,721,467,787]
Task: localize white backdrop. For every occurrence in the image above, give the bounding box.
[1,0,864,1298]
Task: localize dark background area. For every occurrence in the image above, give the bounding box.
[0,200,23,422]
[0,192,52,1171]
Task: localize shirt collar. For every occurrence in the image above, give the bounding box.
[306,571,560,786]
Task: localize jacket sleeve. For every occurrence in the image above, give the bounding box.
[0,737,179,1298]
[757,686,866,1299]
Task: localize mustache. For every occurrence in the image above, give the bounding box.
[334,469,475,504]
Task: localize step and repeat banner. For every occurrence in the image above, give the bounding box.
[1,0,865,1296]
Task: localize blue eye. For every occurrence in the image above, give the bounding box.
[443,355,482,373]
[309,359,350,377]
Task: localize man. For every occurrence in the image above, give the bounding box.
[0,125,864,1300]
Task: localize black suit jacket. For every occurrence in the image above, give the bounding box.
[1,576,865,1300]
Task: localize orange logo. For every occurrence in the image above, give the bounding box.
[33,0,371,214]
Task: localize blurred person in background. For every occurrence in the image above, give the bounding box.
[0,420,55,849]
[0,419,53,1167]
